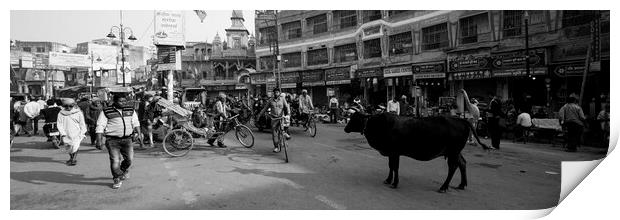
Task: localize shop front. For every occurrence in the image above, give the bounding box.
[301,69,327,107]
[491,48,549,112]
[280,71,300,94]
[383,65,413,103]
[447,52,494,106]
[325,66,354,104]
[250,72,275,98]
[549,60,608,114]
[412,61,448,110]
[356,67,384,106]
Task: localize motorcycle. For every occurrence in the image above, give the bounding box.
[44,122,62,149]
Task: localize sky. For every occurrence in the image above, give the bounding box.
[10,10,256,48]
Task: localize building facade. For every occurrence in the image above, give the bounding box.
[177,10,256,98]
[254,10,610,114]
[10,41,73,96]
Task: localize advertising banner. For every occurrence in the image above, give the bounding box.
[325,67,351,85]
[154,10,186,46]
[448,55,491,72]
[491,48,546,69]
[21,54,33,68]
[48,52,90,68]
[356,68,383,78]
[449,70,492,80]
[412,61,446,80]
[90,43,119,70]
[301,70,325,87]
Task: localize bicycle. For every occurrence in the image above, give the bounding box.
[302,111,317,138]
[270,116,289,163]
[160,102,255,157]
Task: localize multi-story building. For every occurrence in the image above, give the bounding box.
[10,41,73,95]
[254,10,609,114]
[177,10,256,98]
[75,39,152,88]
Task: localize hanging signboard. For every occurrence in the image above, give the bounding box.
[493,67,547,78]
[356,67,383,78]
[154,10,186,46]
[491,49,546,69]
[412,61,446,80]
[20,54,34,68]
[383,65,412,78]
[48,52,90,68]
[157,46,182,71]
[90,43,119,70]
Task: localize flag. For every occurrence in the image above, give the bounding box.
[194,10,207,23]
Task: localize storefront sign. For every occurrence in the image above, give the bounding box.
[251,73,267,84]
[493,67,547,77]
[48,52,90,68]
[235,84,247,90]
[325,67,350,85]
[301,70,325,87]
[10,51,20,65]
[552,62,594,77]
[154,10,186,46]
[280,72,300,83]
[414,73,446,80]
[20,54,33,68]
[449,70,492,81]
[281,83,297,89]
[412,62,445,74]
[357,68,383,78]
[383,66,412,78]
[491,49,546,69]
[448,55,491,72]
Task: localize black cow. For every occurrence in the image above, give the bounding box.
[344,112,491,193]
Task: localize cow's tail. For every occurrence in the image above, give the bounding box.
[465,120,492,150]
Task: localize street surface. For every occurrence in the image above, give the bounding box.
[11,123,606,210]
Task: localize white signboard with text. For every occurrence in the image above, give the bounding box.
[48,52,90,68]
[154,10,186,46]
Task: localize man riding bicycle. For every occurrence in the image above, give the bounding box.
[298,89,314,128]
[259,88,290,153]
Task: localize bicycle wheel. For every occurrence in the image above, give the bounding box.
[235,125,255,148]
[307,117,317,137]
[279,128,288,163]
[162,129,194,157]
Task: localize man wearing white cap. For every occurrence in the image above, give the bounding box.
[57,98,87,166]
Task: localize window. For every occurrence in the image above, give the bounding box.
[307,48,328,66]
[36,47,45,53]
[503,10,545,38]
[363,10,382,23]
[334,10,357,29]
[388,10,407,17]
[460,16,478,44]
[306,14,328,35]
[389,32,413,55]
[422,23,449,50]
[334,43,358,63]
[503,10,523,37]
[260,55,276,70]
[282,21,302,40]
[282,52,302,68]
[562,10,596,27]
[363,39,382,58]
[22,47,31,52]
[233,38,242,48]
[601,20,610,33]
[202,71,208,79]
[259,26,277,45]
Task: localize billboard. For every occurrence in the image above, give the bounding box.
[154,10,186,46]
[89,43,119,70]
[48,52,90,68]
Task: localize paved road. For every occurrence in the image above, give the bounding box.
[10,123,606,210]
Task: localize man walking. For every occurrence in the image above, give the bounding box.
[559,97,587,152]
[86,98,104,146]
[329,96,339,123]
[23,96,42,136]
[95,95,143,189]
[387,96,400,115]
[488,93,504,150]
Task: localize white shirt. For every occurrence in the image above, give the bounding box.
[516,112,532,127]
[387,100,400,115]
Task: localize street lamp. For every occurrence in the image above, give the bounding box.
[524,11,530,79]
[106,10,137,87]
[90,52,102,96]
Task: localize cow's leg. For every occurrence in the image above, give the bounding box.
[438,154,459,193]
[383,156,394,185]
[390,155,400,188]
[456,153,467,190]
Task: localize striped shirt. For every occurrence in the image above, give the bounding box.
[559,103,586,126]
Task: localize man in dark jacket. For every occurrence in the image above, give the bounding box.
[488,93,504,150]
[85,98,104,145]
[39,99,62,141]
